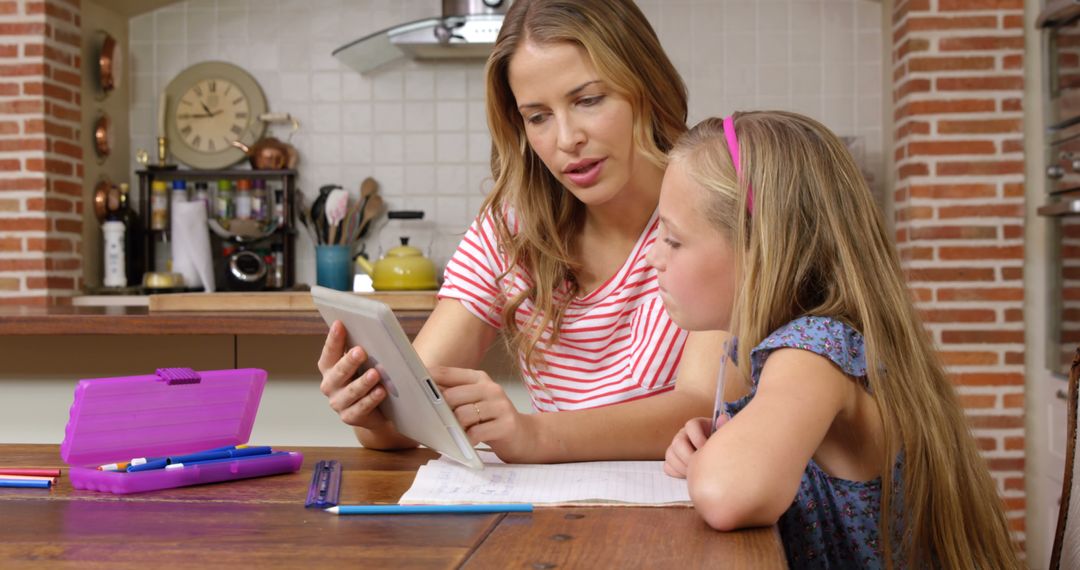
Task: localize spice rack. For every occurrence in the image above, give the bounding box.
[136,169,297,291]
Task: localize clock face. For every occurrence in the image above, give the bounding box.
[165,61,268,170]
[176,79,250,154]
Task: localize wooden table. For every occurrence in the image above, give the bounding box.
[0,445,787,568]
[0,305,430,336]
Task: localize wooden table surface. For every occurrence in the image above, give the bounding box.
[0,444,788,569]
[0,306,430,336]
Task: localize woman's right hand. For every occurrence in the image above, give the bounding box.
[318,320,392,431]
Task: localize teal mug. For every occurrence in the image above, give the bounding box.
[315,245,351,291]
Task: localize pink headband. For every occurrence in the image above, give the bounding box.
[722,115,753,214]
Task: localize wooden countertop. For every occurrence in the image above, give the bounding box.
[0,305,430,336]
[0,444,788,568]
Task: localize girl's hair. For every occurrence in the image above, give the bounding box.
[672,111,1020,568]
[482,0,687,368]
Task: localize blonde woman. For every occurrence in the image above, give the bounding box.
[650,111,1021,568]
[319,0,720,462]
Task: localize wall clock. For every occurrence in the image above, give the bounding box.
[164,61,268,170]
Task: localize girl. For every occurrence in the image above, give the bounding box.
[319,0,721,463]
[649,112,1021,568]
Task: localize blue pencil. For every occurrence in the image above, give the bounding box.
[0,478,51,488]
[325,503,533,515]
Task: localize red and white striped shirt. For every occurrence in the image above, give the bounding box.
[439,210,688,412]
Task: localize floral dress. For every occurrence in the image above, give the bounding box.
[726,316,904,569]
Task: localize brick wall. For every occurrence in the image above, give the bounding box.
[0,0,81,306]
[891,0,1026,549]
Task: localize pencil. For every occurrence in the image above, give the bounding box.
[325,504,533,515]
[0,468,60,478]
[0,474,56,483]
[0,479,51,489]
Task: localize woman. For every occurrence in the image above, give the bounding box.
[319,0,722,463]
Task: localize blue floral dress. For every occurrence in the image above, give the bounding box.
[726,316,904,569]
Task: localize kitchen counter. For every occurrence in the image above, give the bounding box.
[0,305,430,336]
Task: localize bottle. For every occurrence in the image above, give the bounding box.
[272,183,286,226]
[251,179,268,222]
[266,243,285,289]
[150,180,168,230]
[235,178,252,220]
[171,179,188,210]
[116,183,143,287]
[102,220,126,288]
[154,231,172,273]
[216,179,233,219]
[193,182,210,213]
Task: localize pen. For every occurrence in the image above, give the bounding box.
[126,458,169,472]
[168,446,272,465]
[164,451,291,471]
[0,479,51,489]
[709,339,731,436]
[325,504,533,515]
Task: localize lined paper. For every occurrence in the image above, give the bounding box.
[399,452,691,507]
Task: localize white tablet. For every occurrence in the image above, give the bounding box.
[311,286,483,470]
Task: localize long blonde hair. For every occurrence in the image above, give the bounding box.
[482,0,687,367]
[672,112,1020,568]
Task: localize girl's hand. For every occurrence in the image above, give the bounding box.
[317,320,392,431]
[431,365,538,463]
[664,415,729,478]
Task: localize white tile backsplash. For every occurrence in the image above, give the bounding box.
[129,0,883,277]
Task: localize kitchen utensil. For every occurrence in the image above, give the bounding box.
[309,185,338,243]
[93,113,111,161]
[357,194,384,239]
[354,237,438,291]
[94,30,121,99]
[231,137,298,170]
[92,177,112,222]
[324,188,348,245]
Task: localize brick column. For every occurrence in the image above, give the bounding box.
[0,0,81,306]
[891,0,1026,548]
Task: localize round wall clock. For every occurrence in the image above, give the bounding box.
[164,61,268,170]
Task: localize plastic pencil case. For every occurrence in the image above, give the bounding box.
[60,367,303,495]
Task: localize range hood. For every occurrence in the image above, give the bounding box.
[333,0,512,74]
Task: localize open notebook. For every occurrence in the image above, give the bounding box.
[399,451,692,507]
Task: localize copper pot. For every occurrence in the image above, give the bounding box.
[231,137,298,170]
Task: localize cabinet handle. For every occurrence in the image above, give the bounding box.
[1057,389,1068,401]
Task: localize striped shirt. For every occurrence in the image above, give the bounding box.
[439,209,688,412]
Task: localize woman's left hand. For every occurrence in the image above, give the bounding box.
[430,365,538,462]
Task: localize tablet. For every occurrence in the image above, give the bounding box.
[311,286,483,470]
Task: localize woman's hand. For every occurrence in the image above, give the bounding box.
[431,365,539,463]
[317,320,392,432]
[664,415,729,478]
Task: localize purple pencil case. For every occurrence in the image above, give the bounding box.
[60,367,303,494]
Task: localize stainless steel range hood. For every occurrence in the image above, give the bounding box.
[333,0,512,74]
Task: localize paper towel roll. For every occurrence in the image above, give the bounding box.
[171,201,216,292]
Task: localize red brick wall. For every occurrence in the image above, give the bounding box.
[0,0,81,306]
[891,0,1026,549]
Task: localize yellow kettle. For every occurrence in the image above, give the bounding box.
[355,238,439,291]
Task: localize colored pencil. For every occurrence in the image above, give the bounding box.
[0,474,56,483]
[0,478,51,488]
[325,504,533,515]
[0,468,60,478]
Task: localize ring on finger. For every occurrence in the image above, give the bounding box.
[473,403,482,425]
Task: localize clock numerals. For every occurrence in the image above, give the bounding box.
[176,78,251,153]
[166,62,266,168]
